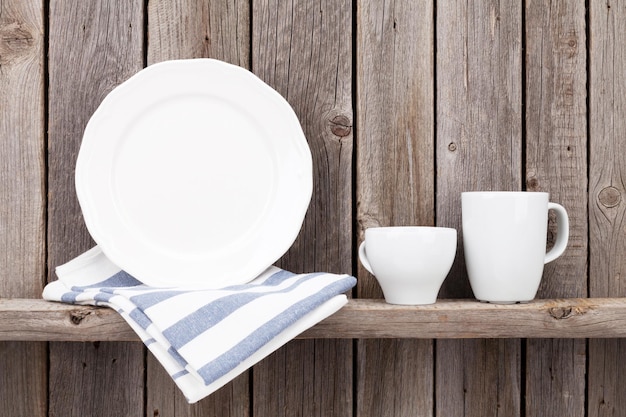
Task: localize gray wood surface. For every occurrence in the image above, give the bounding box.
[355,0,435,415]
[147,353,250,417]
[436,0,522,415]
[147,0,249,67]
[524,1,588,416]
[588,0,626,415]
[47,1,145,415]
[0,0,46,415]
[8,298,626,340]
[251,0,353,415]
[145,0,251,414]
[2,0,626,415]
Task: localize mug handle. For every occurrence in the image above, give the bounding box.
[358,241,375,274]
[544,202,569,264]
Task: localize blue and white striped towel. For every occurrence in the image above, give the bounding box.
[43,246,356,403]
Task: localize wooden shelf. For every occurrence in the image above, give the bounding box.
[1,298,626,341]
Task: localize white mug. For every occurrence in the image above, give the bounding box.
[462,191,569,303]
[358,226,457,305]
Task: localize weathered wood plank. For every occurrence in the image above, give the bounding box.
[147,0,249,67]
[309,298,626,339]
[251,0,353,415]
[436,0,523,415]
[48,341,144,417]
[6,298,626,340]
[0,342,46,416]
[47,1,145,415]
[588,0,626,416]
[525,0,588,302]
[588,339,626,416]
[524,1,588,416]
[355,0,435,414]
[147,351,250,417]
[0,0,47,415]
[0,299,138,341]
[0,0,45,299]
[145,0,251,414]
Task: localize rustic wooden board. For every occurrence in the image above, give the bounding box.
[147,351,250,417]
[48,341,144,417]
[524,1,588,416]
[47,1,145,415]
[436,0,523,415]
[0,0,47,415]
[588,0,626,415]
[7,298,626,340]
[355,0,435,415]
[3,1,626,415]
[145,0,252,414]
[251,0,353,415]
[147,0,249,67]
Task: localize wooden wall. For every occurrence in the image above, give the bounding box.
[0,0,624,416]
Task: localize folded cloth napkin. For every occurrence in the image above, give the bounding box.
[43,246,356,403]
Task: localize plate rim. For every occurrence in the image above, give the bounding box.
[75,58,312,288]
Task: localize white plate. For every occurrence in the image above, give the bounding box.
[76,59,312,288]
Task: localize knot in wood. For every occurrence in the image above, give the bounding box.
[548,304,589,320]
[357,214,382,232]
[329,115,352,137]
[69,310,90,325]
[549,306,572,320]
[598,186,621,208]
[560,31,579,58]
[0,22,36,64]
[526,177,540,191]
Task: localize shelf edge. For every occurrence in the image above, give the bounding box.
[1,298,626,341]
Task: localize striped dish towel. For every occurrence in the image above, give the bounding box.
[42,246,356,403]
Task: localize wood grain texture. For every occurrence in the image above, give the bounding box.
[436,0,522,415]
[253,0,352,276]
[588,0,626,299]
[306,298,626,339]
[145,0,251,414]
[147,351,250,417]
[588,339,626,416]
[356,0,435,291]
[251,0,353,415]
[524,1,588,416]
[0,342,46,416]
[3,1,626,415]
[588,0,626,415]
[253,339,352,417]
[48,342,144,417]
[525,0,587,300]
[0,0,45,298]
[0,0,46,415]
[356,0,435,415]
[147,0,249,67]
[7,298,626,340]
[47,1,145,415]
[357,339,433,417]
[437,0,523,298]
[436,339,520,415]
[0,299,139,341]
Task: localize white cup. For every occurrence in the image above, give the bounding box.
[358,226,457,305]
[462,191,569,304]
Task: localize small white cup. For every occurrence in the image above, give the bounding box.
[462,191,569,303]
[358,226,457,305]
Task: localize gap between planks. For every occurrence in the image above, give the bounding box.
[2,298,626,341]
